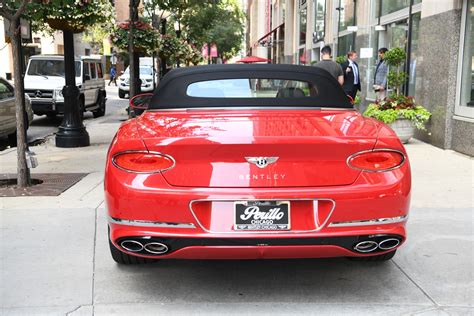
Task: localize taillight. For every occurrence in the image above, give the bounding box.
[347,150,405,172]
[112,151,175,173]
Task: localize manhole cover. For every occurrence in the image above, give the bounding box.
[0,173,88,197]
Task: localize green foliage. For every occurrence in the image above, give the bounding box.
[111,20,160,55]
[335,55,346,64]
[28,0,114,32]
[384,47,407,96]
[364,95,431,130]
[383,47,406,67]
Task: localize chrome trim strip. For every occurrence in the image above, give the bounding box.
[147,107,356,112]
[346,148,407,173]
[188,198,336,234]
[328,215,408,227]
[108,216,196,228]
[111,150,176,174]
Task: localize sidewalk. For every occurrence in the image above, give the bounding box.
[0,109,473,315]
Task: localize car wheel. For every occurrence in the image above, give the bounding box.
[79,97,85,120]
[93,93,106,118]
[118,89,125,99]
[109,237,155,265]
[348,250,397,262]
[7,131,17,147]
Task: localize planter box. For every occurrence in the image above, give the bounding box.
[389,119,415,144]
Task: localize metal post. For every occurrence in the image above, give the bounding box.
[160,18,167,79]
[404,0,414,95]
[56,30,90,148]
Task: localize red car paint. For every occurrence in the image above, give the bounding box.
[105,108,411,260]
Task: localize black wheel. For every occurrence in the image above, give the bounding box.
[118,89,126,99]
[348,250,397,262]
[7,131,17,147]
[109,234,155,265]
[79,97,85,120]
[93,93,106,118]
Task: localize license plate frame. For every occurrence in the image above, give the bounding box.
[234,200,290,231]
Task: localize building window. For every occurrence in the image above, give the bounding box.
[459,0,474,117]
[337,33,354,57]
[338,0,356,32]
[380,0,421,16]
[299,2,307,46]
[298,0,307,64]
[313,0,325,43]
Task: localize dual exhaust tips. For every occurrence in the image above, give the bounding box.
[354,238,400,253]
[120,240,169,255]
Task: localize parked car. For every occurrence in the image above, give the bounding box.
[105,64,411,264]
[24,55,106,118]
[0,77,34,146]
[118,66,157,99]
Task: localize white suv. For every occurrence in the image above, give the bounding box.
[118,66,157,98]
[24,55,106,118]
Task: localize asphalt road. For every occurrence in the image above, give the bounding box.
[0,85,127,151]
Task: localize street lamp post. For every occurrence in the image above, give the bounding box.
[55,30,90,148]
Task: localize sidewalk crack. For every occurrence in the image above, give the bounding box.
[66,305,83,315]
[392,260,439,307]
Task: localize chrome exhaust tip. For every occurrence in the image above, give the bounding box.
[120,240,144,252]
[378,238,400,250]
[354,240,378,253]
[144,242,169,254]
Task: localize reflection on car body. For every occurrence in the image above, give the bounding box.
[105,64,411,264]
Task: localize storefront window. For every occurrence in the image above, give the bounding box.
[299,5,307,46]
[381,0,421,16]
[408,13,420,96]
[338,0,355,32]
[337,33,354,57]
[460,0,474,111]
[313,0,325,42]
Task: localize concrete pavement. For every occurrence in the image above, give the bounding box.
[1,88,473,315]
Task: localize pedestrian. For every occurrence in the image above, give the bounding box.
[108,66,117,86]
[340,50,361,100]
[110,51,118,67]
[314,45,344,86]
[374,47,389,100]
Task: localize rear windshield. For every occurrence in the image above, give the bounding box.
[187,79,315,98]
[149,65,353,109]
[27,59,81,77]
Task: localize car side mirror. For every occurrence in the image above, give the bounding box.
[130,93,153,111]
[83,75,91,82]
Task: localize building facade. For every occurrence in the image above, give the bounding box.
[247,0,473,156]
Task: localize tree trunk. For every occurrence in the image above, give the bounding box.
[11,19,29,187]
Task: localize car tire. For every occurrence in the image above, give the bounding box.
[109,237,156,265]
[348,250,397,262]
[79,97,85,120]
[118,89,125,99]
[7,131,17,147]
[93,93,106,118]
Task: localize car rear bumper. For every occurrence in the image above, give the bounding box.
[105,158,411,259]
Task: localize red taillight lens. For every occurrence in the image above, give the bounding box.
[348,150,405,172]
[112,152,175,173]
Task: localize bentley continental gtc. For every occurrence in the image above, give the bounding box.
[105,64,410,264]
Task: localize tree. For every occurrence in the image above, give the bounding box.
[0,0,33,187]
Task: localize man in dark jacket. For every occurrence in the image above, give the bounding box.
[340,50,361,100]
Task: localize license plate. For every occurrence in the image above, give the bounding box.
[234,201,290,231]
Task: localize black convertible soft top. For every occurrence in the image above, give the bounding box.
[149,64,353,109]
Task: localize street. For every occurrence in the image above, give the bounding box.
[0,86,472,314]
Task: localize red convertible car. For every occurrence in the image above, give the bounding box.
[105,64,410,264]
